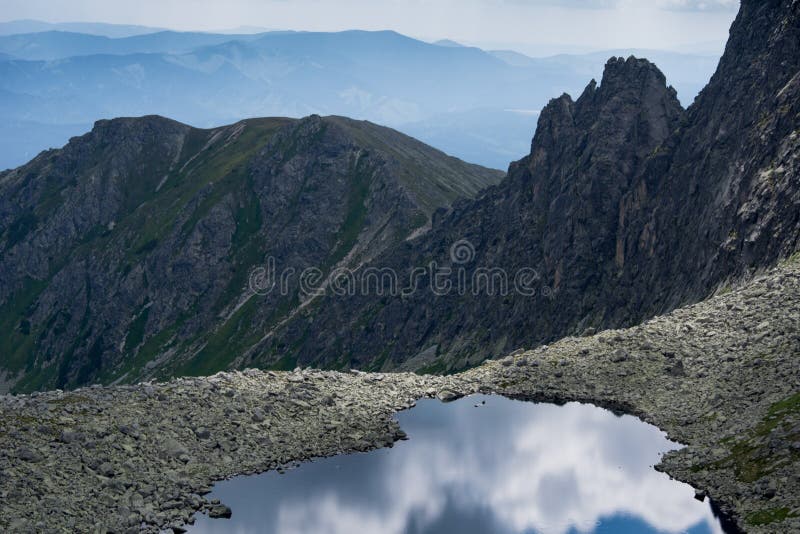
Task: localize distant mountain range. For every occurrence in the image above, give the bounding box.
[0,24,721,170]
[0,29,269,60]
[0,19,165,38]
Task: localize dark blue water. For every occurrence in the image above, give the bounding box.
[190,395,727,534]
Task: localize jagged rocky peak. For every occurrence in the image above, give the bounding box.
[718,0,799,82]
[529,55,683,173]
[593,56,677,101]
[688,0,799,128]
[625,0,800,296]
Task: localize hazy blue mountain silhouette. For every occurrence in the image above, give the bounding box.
[0,30,272,60]
[0,19,165,38]
[0,28,720,170]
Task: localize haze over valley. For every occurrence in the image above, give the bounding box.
[0,19,725,170]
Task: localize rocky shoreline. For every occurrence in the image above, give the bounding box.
[1,260,799,533]
[462,259,800,533]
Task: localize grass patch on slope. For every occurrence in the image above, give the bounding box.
[712,392,800,511]
[0,278,47,374]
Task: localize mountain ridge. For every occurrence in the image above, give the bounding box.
[0,19,166,38]
[0,114,502,392]
[0,29,270,60]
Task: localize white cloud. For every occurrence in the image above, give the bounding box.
[195,399,727,534]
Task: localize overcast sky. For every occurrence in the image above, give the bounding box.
[0,0,740,55]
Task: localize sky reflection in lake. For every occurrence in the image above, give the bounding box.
[191,395,726,534]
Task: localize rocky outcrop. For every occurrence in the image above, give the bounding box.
[1,256,798,533]
[257,0,800,372]
[0,115,502,391]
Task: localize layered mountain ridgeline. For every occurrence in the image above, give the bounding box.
[248,0,800,373]
[0,29,566,171]
[0,20,165,38]
[0,30,268,60]
[0,116,502,392]
[0,28,720,171]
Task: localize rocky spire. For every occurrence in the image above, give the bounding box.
[619,0,800,312]
[525,55,683,213]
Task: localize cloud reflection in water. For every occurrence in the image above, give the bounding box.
[191,395,726,534]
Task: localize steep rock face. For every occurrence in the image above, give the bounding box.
[0,115,502,391]
[619,0,800,314]
[254,0,800,372]
[0,116,192,301]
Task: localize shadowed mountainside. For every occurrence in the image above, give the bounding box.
[0,115,501,392]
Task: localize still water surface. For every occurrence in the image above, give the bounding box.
[191,395,727,534]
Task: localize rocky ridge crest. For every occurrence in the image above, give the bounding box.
[0,115,501,391]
